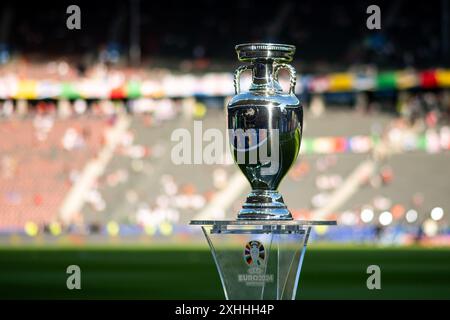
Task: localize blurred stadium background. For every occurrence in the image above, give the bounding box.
[0,0,449,299]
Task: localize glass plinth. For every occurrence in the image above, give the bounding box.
[190,220,336,300]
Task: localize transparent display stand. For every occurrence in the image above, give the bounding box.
[190,220,336,300]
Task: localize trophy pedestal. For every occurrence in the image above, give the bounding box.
[190,220,336,300]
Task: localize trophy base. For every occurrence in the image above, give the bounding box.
[238,190,292,220]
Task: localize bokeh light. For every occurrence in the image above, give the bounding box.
[431,207,444,221]
[379,211,393,226]
[24,222,39,237]
[405,209,418,223]
[106,221,120,237]
[360,208,374,223]
[423,219,438,237]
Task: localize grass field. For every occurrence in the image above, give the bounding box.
[0,245,449,299]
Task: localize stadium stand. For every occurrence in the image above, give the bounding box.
[0,104,111,230]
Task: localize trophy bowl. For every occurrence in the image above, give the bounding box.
[227,43,302,220]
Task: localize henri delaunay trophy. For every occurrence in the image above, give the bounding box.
[191,43,336,300]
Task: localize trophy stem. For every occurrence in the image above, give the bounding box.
[238,189,292,220]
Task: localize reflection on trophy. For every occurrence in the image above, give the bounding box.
[191,43,336,300]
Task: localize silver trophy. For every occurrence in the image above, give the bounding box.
[191,43,335,300]
[229,43,301,220]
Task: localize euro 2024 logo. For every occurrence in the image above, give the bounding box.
[244,240,266,267]
[238,240,274,286]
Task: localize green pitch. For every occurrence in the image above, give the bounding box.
[1,245,449,299]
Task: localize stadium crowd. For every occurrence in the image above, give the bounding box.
[0,87,448,245]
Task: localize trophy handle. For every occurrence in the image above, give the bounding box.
[274,63,297,94]
[233,65,252,94]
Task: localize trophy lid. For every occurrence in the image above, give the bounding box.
[235,43,296,63]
